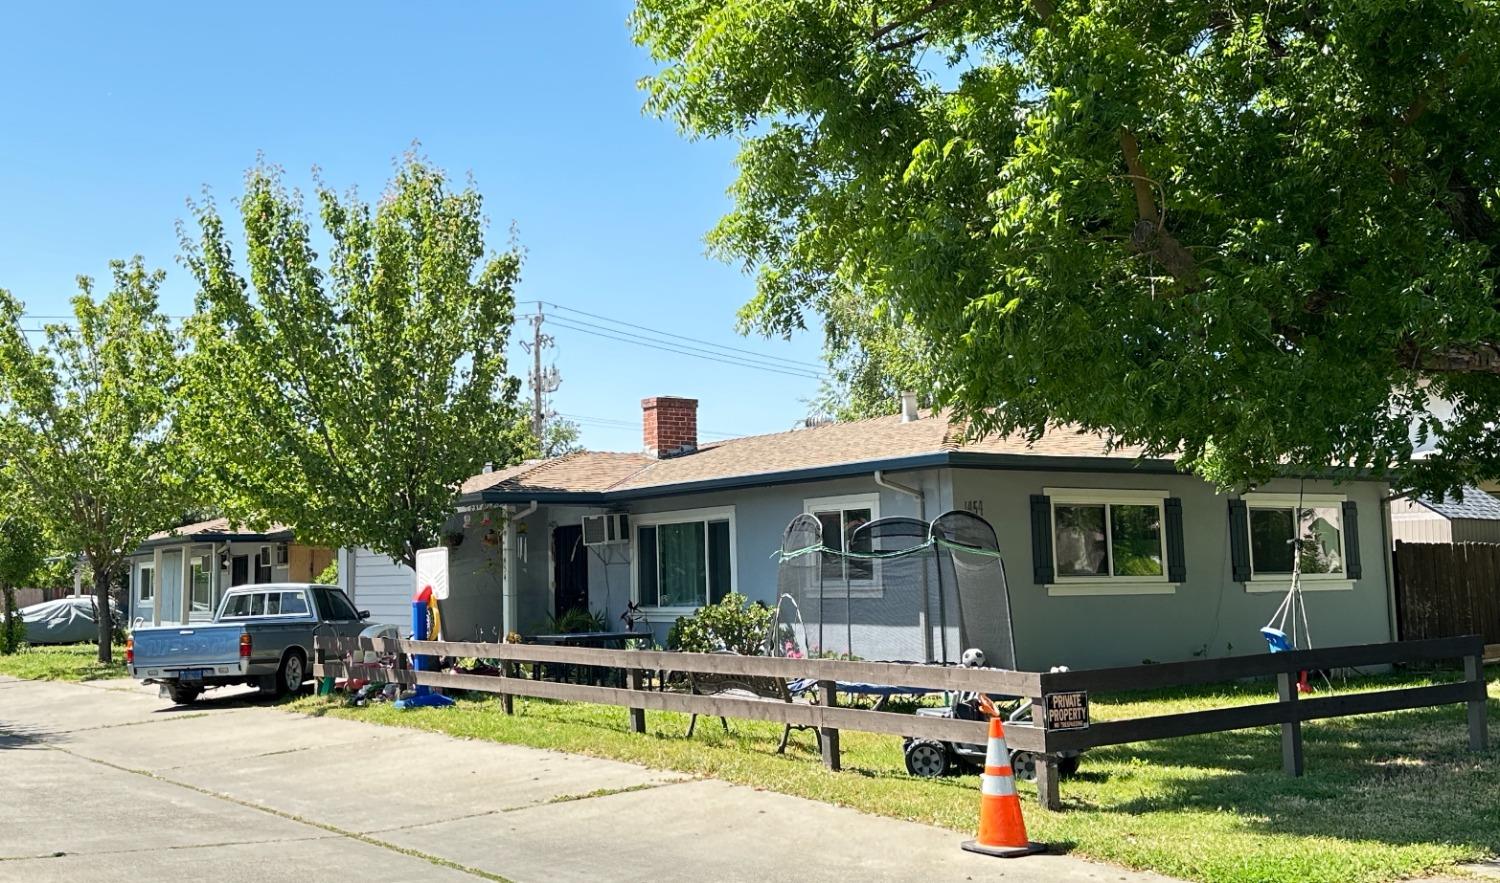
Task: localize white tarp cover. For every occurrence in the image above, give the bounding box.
[5,598,100,644]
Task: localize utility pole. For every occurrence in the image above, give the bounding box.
[521,302,560,449]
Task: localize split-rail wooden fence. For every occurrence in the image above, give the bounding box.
[313,634,1488,810]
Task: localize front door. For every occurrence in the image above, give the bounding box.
[231,555,250,587]
[552,525,589,619]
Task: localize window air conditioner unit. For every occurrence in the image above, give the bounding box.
[581,514,629,546]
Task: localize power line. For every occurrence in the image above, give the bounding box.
[547,312,824,376]
[540,300,825,370]
[548,318,825,381]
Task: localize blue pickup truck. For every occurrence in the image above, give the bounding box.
[127,583,374,705]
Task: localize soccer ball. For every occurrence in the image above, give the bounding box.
[960,648,986,668]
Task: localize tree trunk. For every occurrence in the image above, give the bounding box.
[0,582,20,655]
[94,568,113,664]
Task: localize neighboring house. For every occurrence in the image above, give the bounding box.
[127,519,334,626]
[1391,487,1500,545]
[341,396,1397,670]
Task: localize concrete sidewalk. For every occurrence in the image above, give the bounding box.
[0,675,1176,883]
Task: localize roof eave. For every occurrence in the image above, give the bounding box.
[462,450,1383,507]
[134,528,296,551]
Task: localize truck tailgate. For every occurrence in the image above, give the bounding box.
[131,624,245,674]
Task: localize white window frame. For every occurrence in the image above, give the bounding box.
[1045,488,1175,596]
[1241,492,1353,593]
[803,493,883,599]
[136,562,155,606]
[630,505,737,621]
[188,554,214,618]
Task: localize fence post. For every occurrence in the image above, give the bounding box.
[499,661,515,715]
[627,668,646,734]
[1277,671,1305,776]
[818,680,841,771]
[1466,651,1488,752]
[1029,695,1060,810]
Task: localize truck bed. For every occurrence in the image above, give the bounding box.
[129,623,248,680]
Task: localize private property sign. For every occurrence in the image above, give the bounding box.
[1042,691,1090,730]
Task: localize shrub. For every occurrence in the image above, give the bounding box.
[667,593,773,655]
[548,608,607,634]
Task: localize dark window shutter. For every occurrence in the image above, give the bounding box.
[1342,501,1362,580]
[1030,494,1054,584]
[1164,497,1186,583]
[1228,499,1251,582]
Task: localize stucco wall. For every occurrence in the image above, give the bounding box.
[950,469,1395,670]
[576,471,947,649]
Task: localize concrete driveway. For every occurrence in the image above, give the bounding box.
[0,675,1175,883]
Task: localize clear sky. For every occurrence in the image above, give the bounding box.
[0,2,827,451]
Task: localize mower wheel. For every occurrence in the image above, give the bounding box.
[904,739,951,778]
[1009,749,1039,782]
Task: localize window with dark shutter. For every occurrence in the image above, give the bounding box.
[1341,501,1362,580]
[1030,494,1054,584]
[1228,499,1251,582]
[1164,497,1186,583]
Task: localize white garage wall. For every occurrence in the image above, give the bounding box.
[343,547,414,631]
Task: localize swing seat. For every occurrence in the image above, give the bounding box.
[1261,626,1293,653]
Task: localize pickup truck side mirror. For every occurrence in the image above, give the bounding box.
[359,610,371,620]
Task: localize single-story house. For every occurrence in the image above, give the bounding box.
[1391,487,1500,545]
[127,519,334,626]
[340,396,1397,670]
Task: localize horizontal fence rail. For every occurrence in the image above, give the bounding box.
[312,634,1489,810]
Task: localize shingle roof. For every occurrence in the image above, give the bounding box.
[460,452,655,496]
[1418,487,1500,521]
[465,411,1166,500]
[145,517,294,543]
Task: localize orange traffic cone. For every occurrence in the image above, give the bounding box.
[961,715,1047,858]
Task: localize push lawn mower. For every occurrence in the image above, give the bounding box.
[902,656,1083,781]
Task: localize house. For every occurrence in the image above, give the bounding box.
[1390,487,1500,545]
[126,519,335,625]
[340,396,1397,670]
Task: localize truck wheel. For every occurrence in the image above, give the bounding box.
[904,739,951,778]
[167,684,201,706]
[271,650,306,698]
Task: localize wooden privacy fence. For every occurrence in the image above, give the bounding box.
[313,634,1489,810]
[1395,541,1500,647]
[12,587,72,608]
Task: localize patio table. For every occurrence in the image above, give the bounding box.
[526,630,642,686]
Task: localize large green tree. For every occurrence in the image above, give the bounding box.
[180,156,531,569]
[634,0,1500,493]
[0,502,47,655]
[0,260,188,661]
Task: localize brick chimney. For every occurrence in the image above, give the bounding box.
[642,396,698,458]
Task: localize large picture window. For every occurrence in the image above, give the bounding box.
[1243,494,1345,579]
[634,507,736,611]
[1051,491,1166,579]
[1034,488,1184,595]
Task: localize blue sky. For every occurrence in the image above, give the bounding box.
[0,2,826,451]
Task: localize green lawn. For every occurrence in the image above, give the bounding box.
[287,669,1498,883]
[0,644,127,681]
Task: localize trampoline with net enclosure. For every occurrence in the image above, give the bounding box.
[770,510,1017,670]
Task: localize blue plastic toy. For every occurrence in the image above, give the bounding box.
[394,584,454,710]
